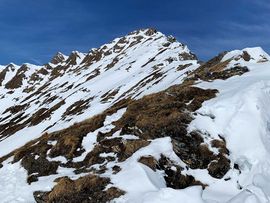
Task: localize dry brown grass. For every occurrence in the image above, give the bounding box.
[62,98,92,118]
[0,112,108,183]
[0,78,231,199]
[138,156,158,171]
[117,86,217,140]
[35,175,124,203]
[49,113,107,159]
[184,51,249,83]
[211,139,229,155]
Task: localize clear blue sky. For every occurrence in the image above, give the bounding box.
[0,0,268,64]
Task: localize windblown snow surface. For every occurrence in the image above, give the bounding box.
[1,29,270,203]
[189,47,270,203]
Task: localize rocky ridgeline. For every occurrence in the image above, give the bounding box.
[0,28,198,143]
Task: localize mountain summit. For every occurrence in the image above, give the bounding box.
[0,29,270,203]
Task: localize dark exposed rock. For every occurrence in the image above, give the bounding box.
[81,50,103,66]
[118,86,217,140]
[3,104,28,114]
[21,155,59,184]
[0,67,8,86]
[177,63,193,71]
[179,51,197,60]
[50,52,66,64]
[105,57,119,70]
[101,89,120,103]
[27,174,39,184]
[5,65,28,89]
[208,155,231,178]
[157,155,206,189]
[85,68,100,81]
[242,51,251,61]
[112,165,121,174]
[66,51,81,66]
[34,191,49,203]
[145,28,157,36]
[62,98,93,118]
[206,66,249,80]
[172,135,214,169]
[185,51,249,84]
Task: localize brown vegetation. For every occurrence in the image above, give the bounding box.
[34,175,124,203]
[138,156,158,171]
[184,52,249,83]
[3,104,28,114]
[157,154,207,189]
[62,98,93,118]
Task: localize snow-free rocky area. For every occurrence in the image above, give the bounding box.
[0,29,270,202]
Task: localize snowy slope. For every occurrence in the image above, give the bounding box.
[0,28,198,157]
[190,47,270,202]
[1,29,270,203]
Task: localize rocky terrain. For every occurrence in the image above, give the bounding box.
[0,28,270,202]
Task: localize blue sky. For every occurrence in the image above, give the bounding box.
[0,0,269,64]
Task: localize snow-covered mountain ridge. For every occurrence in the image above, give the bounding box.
[0,28,270,203]
[0,28,198,156]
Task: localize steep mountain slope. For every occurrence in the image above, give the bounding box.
[0,29,270,203]
[0,28,198,157]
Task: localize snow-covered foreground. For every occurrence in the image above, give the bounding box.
[0,109,205,203]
